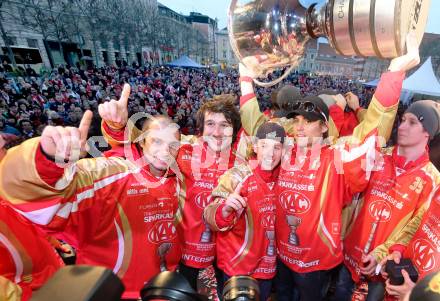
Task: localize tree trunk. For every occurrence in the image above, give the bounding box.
[57,40,65,65]
[0,20,17,68]
[42,38,55,68]
[138,45,143,67]
[92,38,99,67]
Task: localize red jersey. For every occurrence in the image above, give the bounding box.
[204,164,278,279]
[102,123,245,269]
[403,190,440,279]
[343,147,440,282]
[177,140,241,268]
[0,139,181,299]
[385,188,440,280]
[275,143,358,273]
[0,201,63,300]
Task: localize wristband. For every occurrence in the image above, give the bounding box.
[239,76,253,84]
[240,93,256,106]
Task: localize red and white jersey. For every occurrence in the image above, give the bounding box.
[343,147,440,283]
[204,164,278,279]
[404,190,440,279]
[102,121,246,269]
[386,188,440,280]
[0,139,181,299]
[274,71,408,274]
[275,144,357,273]
[0,201,63,300]
[177,140,241,268]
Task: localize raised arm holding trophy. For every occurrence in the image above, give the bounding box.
[228,0,431,86]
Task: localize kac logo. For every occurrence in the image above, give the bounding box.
[195,191,213,209]
[279,191,311,214]
[148,220,177,244]
[412,239,436,272]
[368,200,392,222]
[261,212,275,229]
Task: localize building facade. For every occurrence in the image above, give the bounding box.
[215,28,237,68]
[0,0,213,69]
[297,39,389,80]
[186,12,218,65]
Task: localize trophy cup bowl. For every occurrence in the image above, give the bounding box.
[157,242,172,272]
[266,230,276,256]
[200,221,212,243]
[228,0,431,86]
[286,215,301,246]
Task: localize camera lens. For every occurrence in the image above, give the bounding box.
[222,276,260,301]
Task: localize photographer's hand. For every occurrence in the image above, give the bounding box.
[385,269,416,299]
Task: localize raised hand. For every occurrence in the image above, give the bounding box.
[334,94,347,111]
[388,31,420,72]
[345,92,360,111]
[98,83,130,130]
[222,181,247,218]
[40,110,93,164]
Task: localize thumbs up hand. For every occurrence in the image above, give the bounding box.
[98,83,130,130]
[40,110,93,164]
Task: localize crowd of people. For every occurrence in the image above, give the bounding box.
[0,59,376,148]
[1,34,440,301]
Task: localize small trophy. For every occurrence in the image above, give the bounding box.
[266,230,275,256]
[200,221,212,243]
[286,215,301,246]
[157,242,172,272]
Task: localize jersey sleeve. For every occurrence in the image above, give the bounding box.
[0,138,132,230]
[350,71,405,145]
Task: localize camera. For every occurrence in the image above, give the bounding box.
[385,259,419,285]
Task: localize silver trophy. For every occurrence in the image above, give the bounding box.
[286,215,301,246]
[157,242,172,272]
[266,230,276,256]
[228,0,431,86]
[200,221,212,243]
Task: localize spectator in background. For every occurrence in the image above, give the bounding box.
[0,115,20,136]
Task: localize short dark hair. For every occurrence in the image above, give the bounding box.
[196,94,241,143]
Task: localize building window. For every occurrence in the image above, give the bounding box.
[27,38,38,48]
[223,50,227,59]
[5,36,17,45]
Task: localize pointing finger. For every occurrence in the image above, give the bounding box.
[78,110,93,142]
[119,83,131,108]
[234,181,243,195]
